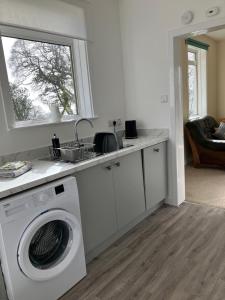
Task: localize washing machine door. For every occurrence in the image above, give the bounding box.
[18,209,82,281]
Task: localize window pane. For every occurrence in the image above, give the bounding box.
[2,36,77,122]
[188,51,196,62]
[188,64,198,118]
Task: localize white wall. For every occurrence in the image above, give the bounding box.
[119,0,225,129]
[84,0,126,133]
[0,0,126,156]
[217,39,225,118]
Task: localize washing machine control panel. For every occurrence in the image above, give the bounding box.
[33,184,65,207]
[2,202,30,218]
[33,189,54,207]
[0,189,54,221]
[0,177,74,223]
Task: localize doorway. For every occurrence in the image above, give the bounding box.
[169,17,225,207]
[182,28,225,208]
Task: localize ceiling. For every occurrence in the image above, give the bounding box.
[60,0,91,5]
[207,28,225,41]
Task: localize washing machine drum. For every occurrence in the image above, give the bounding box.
[18,209,82,281]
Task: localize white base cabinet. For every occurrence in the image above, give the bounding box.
[76,151,145,254]
[76,143,167,257]
[76,163,117,253]
[113,151,145,229]
[143,142,167,209]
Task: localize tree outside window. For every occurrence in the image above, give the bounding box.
[2,36,77,123]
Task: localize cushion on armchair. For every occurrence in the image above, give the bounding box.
[213,122,225,139]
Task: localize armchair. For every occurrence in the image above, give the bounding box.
[185,116,225,168]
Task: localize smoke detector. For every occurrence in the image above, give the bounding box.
[181,11,194,25]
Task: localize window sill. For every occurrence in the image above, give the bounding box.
[9,116,99,130]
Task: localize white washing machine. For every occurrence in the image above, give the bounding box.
[0,176,86,300]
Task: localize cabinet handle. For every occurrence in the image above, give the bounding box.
[153,148,160,152]
[105,165,112,171]
[114,162,120,167]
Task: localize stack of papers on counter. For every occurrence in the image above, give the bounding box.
[0,161,32,178]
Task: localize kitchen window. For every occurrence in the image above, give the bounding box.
[0,25,94,129]
[187,39,208,120]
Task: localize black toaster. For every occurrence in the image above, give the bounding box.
[94,132,121,154]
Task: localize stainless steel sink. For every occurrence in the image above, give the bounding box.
[41,141,134,164]
[60,146,83,162]
[44,142,102,163]
[39,151,102,163]
[59,143,134,162]
[59,144,102,163]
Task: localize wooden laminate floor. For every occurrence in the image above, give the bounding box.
[61,202,225,300]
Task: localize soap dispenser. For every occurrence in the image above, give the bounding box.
[52,134,61,159]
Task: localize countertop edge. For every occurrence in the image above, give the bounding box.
[0,135,169,200]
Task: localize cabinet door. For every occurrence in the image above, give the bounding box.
[76,163,117,253]
[113,151,145,229]
[143,142,167,209]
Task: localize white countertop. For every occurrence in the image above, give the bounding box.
[0,131,169,200]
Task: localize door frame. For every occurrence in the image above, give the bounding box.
[168,16,225,206]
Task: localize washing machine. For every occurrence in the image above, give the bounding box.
[0,176,86,300]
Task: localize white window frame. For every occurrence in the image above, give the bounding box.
[187,45,207,121]
[0,24,94,130]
